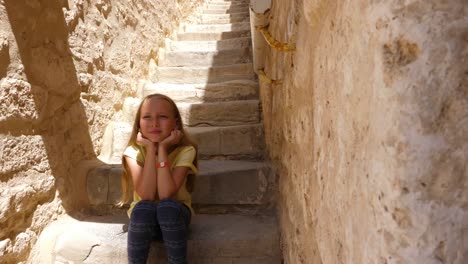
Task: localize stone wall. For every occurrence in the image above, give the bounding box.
[0,0,204,262]
[259,0,467,263]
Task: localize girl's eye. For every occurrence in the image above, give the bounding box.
[142,115,151,119]
[159,115,168,119]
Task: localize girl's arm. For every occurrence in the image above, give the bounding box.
[157,130,189,199]
[125,134,159,200]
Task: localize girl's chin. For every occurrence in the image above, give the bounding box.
[147,137,161,143]
[144,134,167,143]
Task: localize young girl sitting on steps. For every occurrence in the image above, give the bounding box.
[120,93,198,264]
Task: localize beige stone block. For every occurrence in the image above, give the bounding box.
[144,80,258,103]
[107,166,124,204]
[220,123,264,156]
[203,8,249,15]
[200,15,248,24]
[89,72,133,104]
[201,12,249,21]
[145,83,199,101]
[98,123,115,164]
[86,165,129,206]
[0,78,46,123]
[87,167,109,205]
[106,36,131,74]
[154,63,255,84]
[0,135,49,174]
[0,192,12,225]
[159,47,252,67]
[176,30,251,41]
[192,160,272,205]
[188,126,221,156]
[187,124,263,158]
[167,37,251,52]
[98,121,132,164]
[179,99,259,126]
[184,22,250,33]
[206,3,246,9]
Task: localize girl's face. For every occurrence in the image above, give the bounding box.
[139,97,178,143]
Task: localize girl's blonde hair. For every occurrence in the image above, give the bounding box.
[119,93,198,206]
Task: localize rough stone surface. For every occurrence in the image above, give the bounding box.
[166,37,252,52]
[30,213,280,264]
[98,121,133,164]
[0,0,205,262]
[86,160,275,207]
[144,80,258,103]
[159,47,252,67]
[184,22,251,33]
[259,0,468,263]
[188,124,264,159]
[154,63,256,84]
[193,160,274,205]
[176,29,251,41]
[203,8,249,15]
[178,100,260,126]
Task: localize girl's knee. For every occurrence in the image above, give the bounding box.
[130,200,157,222]
[156,199,183,218]
[157,198,179,207]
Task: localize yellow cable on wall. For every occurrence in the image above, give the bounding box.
[255,25,296,52]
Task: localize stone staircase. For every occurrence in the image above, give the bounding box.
[31,0,281,263]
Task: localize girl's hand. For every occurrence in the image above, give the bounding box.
[136,131,153,147]
[160,129,183,149]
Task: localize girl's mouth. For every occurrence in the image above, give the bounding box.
[149,130,161,134]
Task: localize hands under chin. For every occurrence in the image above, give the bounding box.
[136,132,154,148]
[159,130,183,149]
[136,130,183,151]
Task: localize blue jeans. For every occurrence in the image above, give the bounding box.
[127,199,191,264]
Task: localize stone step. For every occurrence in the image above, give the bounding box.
[166,37,251,52]
[159,47,252,67]
[193,160,273,205]
[153,63,255,84]
[201,11,250,23]
[184,22,250,33]
[206,3,247,9]
[200,14,248,24]
[32,214,281,264]
[188,124,264,160]
[206,2,247,7]
[178,99,260,126]
[203,7,249,15]
[142,80,258,103]
[203,6,249,14]
[177,29,250,41]
[208,0,248,4]
[87,159,271,207]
